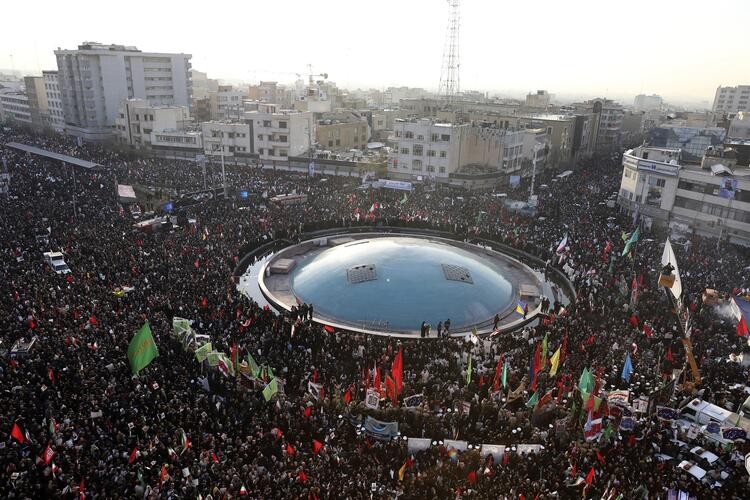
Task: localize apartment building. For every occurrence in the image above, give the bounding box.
[244,103,312,162]
[315,112,370,151]
[0,91,32,125]
[114,99,191,148]
[617,146,750,245]
[201,121,252,160]
[712,85,750,117]
[54,42,191,141]
[42,71,65,132]
[24,76,48,129]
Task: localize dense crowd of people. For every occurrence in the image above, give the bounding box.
[1,127,749,499]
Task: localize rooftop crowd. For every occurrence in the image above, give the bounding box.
[1,127,749,499]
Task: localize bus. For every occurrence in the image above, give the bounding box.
[270,193,308,206]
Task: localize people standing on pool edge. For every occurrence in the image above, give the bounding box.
[444,318,451,337]
[493,313,500,331]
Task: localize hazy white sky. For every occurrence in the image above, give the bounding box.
[2,0,748,104]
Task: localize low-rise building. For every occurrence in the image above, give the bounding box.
[216,85,248,121]
[525,90,552,109]
[634,94,663,112]
[201,121,252,160]
[388,118,548,188]
[650,125,726,162]
[150,129,203,159]
[0,91,32,126]
[244,103,312,163]
[617,146,750,245]
[315,112,369,151]
[248,81,277,103]
[115,99,191,148]
[728,112,750,140]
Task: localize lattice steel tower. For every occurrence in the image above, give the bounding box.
[438,0,461,104]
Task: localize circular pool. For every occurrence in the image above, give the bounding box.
[258,233,545,336]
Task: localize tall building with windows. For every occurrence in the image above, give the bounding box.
[712,85,750,117]
[54,42,191,141]
[43,71,65,132]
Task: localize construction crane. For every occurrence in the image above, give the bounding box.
[304,64,328,87]
[247,65,327,86]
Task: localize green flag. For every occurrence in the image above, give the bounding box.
[526,390,539,408]
[267,365,274,380]
[194,342,213,363]
[172,317,191,335]
[247,353,260,378]
[262,378,279,401]
[466,354,472,385]
[502,362,508,389]
[206,351,223,367]
[603,421,614,441]
[578,367,594,394]
[621,226,640,256]
[400,192,408,205]
[541,333,549,368]
[127,322,159,375]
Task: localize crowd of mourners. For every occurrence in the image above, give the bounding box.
[1,126,749,499]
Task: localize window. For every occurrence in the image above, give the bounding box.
[656,178,666,188]
[278,121,287,128]
[441,134,450,141]
[395,131,402,137]
[280,150,288,157]
[258,148,264,155]
[400,148,409,154]
[328,141,333,147]
[405,131,414,139]
[427,165,435,172]
[427,150,436,157]
[412,160,422,171]
[336,139,340,146]
[440,151,447,158]
[263,120,271,127]
[439,166,446,173]
[417,134,424,140]
[431,133,439,141]
[257,134,264,140]
[412,145,423,156]
[279,135,288,142]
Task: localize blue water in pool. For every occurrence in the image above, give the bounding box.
[290,237,514,331]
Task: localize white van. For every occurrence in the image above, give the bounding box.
[43,251,71,274]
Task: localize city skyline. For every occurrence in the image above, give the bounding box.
[2,0,748,106]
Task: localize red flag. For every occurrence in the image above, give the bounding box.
[312,369,318,383]
[303,407,312,419]
[312,439,323,455]
[343,388,352,404]
[79,479,85,500]
[11,422,25,444]
[467,470,477,485]
[596,450,605,465]
[43,443,55,465]
[128,446,138,464]
[643,324,653,338]
[201,297,208,308]
[374,366,382,395]
[585,467,595,485]
[160,465,169,483]
[502,453,509,466]
[737,316,749,337]
[385,375,397,405]
[88,315,97,326]
[391,347,403,395]
[492,355,503,392]
[211,451,219,463]
[561,334,568,363]
[48,367,55,385]
[194,259,200,269]
[666,346,673,362]
[629,314,639,328]
[323,325,335,333]
[298,470,308,483]
[231,341,238,373]
[286,443,295,456]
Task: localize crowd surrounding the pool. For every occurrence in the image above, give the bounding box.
[1,126,750,499]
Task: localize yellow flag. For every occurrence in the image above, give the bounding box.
[549,347,561,377]
[398,461,408,481]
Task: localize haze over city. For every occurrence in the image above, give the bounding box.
[2,0,749,106]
